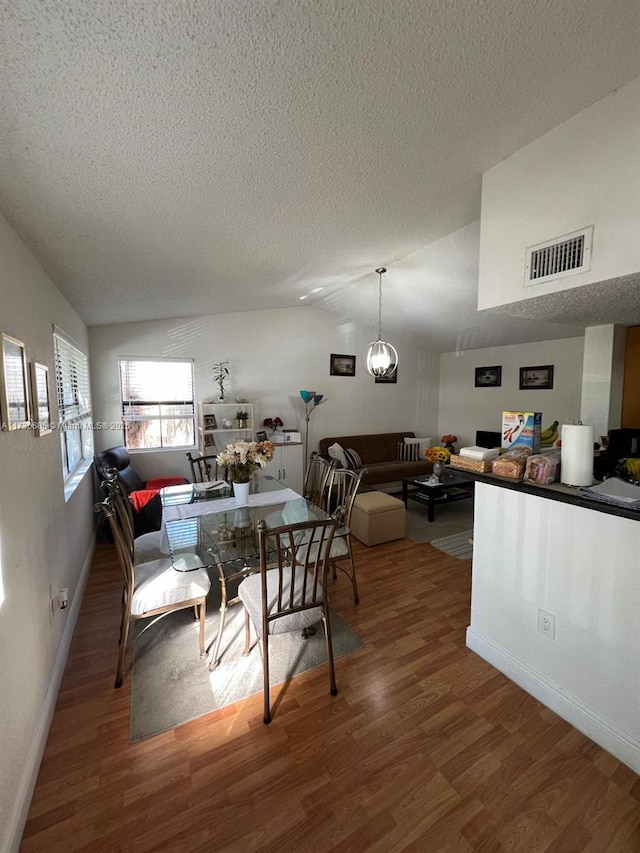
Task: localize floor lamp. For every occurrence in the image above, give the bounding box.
[299,390,325,481]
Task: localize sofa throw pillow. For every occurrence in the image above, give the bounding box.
[343,448,362,470]
[327,442,348,469]
[397,441,419,462]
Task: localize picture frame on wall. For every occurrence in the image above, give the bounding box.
[29,362,53,436]
[474,365,502,388]
[329,353,356,377]
[374,364,398,384]
[519,364,554,390]
[0,333,30,430]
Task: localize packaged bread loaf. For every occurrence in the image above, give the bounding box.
[491,446,531,480]
[524,451,561,485]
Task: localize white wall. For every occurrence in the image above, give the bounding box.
[468,483,640,773]
[0,214,95,853]
[438,337,585,447]
[89,309,441,479]
[478,75,640,310]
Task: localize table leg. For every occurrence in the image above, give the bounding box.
[428,493,435,523]
[206,575,227,669]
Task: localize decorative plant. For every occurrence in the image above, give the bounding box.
[441,434,458,445]
[236,410,249,421]
[263,416,283,432]
[425,446,452,463]
[216,440,275,483]
[212,361,230,400]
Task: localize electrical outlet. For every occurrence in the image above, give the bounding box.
[537,608,556,639]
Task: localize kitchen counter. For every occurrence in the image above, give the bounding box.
[448,467,640,522]
[465,473,640,775]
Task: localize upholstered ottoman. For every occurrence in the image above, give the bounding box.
[350,491,406,546]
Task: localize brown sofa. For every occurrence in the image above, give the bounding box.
[318,432,432,488]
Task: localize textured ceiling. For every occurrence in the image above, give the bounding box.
[1,0,639,351]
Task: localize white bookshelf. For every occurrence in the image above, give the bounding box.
[197,402,254,453]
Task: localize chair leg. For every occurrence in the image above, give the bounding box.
[198,600,206,657]
[331,544,360,604]
[346,544,360,604]
[262,631,271,724]
[242,608,252,656]
[115,604,131,689]
[322,607,338,697]
[207,577,229,670]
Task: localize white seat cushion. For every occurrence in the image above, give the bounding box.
[131,558,210,616]
[133,531,165,565]
[238,567,323,636]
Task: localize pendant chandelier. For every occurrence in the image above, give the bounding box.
[365,267,398,378]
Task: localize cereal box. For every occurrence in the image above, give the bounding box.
[501,411,542,453]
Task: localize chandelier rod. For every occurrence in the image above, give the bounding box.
[375,266,386,340]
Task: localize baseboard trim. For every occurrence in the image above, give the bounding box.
[5,535,96,853]
[466,626,640,775]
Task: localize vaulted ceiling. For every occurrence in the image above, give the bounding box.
[1,1,639,351]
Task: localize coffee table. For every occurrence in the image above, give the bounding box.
[401,471,475,522]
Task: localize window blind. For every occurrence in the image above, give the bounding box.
[53,328,93,478]
[119,358,195,449]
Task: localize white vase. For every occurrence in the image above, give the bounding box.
[233,480,251,506]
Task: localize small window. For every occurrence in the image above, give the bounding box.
[119,358,195,450]
[54,328,93,480]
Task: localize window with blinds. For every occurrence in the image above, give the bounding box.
[119,358,195,449]
[53,329,93,478]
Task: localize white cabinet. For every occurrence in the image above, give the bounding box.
[263,442,304,494]
[197,402,253,453]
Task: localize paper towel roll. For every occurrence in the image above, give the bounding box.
[561,424,594,486]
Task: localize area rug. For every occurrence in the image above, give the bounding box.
[404,498,474,545]
[429,529,474,560]
[130,587,363,741]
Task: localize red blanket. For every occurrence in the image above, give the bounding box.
[129,477,188,511]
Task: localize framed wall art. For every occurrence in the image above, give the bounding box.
[475,365,502,388]
[519,364,554,390]
[329,353,356,377]
[29,362,53,436]
[0,333,30,430]
[375,364,398,384]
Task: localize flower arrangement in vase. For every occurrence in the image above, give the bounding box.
[425,445,452,464]
[216,439,275,483]
[441,434,458,453]
[236,410,249,428]
[263,416,283,433]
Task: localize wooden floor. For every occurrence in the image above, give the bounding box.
[21,537,640,852]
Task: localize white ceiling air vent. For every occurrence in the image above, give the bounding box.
[524,226,593,286]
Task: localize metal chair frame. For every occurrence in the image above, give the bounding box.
[94,494,209,688]
[239,513,340,724]
[186,452,220,483]
[324,466,367,604]
[303,452,336,510]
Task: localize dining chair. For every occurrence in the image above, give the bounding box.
[324,466,366,604]
[101,469,165,564]
[237,512,340,724]
[186,452,220,483]
[303,451,336,509]
[94,494,211,688]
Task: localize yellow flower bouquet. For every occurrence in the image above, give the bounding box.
[424,445,451,463]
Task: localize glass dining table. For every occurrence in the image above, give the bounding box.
[159,476,331,669]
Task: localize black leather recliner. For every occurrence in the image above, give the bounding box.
[94,445,188,535]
